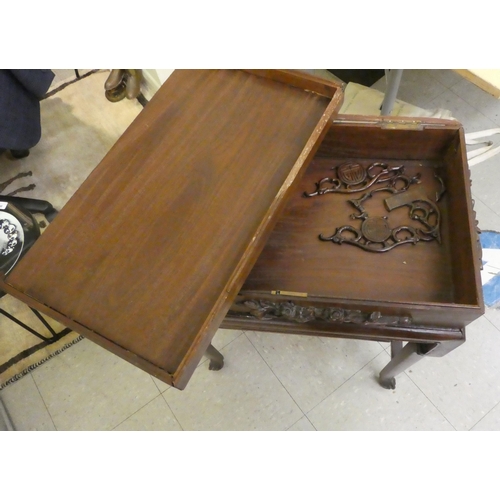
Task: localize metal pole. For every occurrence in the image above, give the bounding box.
[380,69,404,115]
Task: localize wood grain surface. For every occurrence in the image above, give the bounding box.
[3,70,342,388]
[241,117,484,329]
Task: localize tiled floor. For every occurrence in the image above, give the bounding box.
[2,69,500,431]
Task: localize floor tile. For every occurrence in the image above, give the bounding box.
[151,376,171,394]
[50,69,78,89]
[307,352,454,431]
[470,401,500,430]
[287,416,316,431]
[164,335,303,431]
[450,78,500,126]
[428,70,463,89]
[1,374,56,431]
[427,88,498,133]
[113,395,182,431]
[212,328,244,351]
[471,195,500,232]
[469,155,500,216]
[150,329,244,393]
[31,339,160,431]
[484,306,500,328]
[370,75,387,93]
[390,70,449,109]
[371,70,448,109]
[407,316,500,430]
[246,331,383,413]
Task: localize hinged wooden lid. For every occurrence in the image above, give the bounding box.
[2,70,343,389]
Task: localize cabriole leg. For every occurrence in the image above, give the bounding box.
[204,343,224,371]
[379,338,465,389]
[379,341,433,390]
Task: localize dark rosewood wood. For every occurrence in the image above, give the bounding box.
[379,337,465,389]
[1,70,343,390]
[222,307,466,344]
[0,91,484,392]
[204,344,224,371]
[227,115,483,388]
[242,70,344,98]
[240,116,484,330]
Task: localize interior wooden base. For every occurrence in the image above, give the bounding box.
[242,119,481,312]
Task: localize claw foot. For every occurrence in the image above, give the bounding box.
[208,359,224,371]
[379,376,396,390]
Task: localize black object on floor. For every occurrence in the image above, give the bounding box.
[327,70,385,87]
[10,149,29,159]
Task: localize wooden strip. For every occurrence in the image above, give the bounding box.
[242,69,343,98]
[221,316,465,343]
[173,87,343,389]
[454,69,500,99]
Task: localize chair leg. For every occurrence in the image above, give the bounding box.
[204,343,224,371]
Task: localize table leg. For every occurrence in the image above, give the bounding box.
[379,338,465,389]
[204,343,224,371]
[379,342,425,389]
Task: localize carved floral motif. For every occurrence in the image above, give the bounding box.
[229,299,411,326]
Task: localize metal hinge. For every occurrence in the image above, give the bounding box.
[271,290,308,298]
[333,118,448,131]
[381,120,424,130]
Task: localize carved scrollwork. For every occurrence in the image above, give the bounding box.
[319,184,442,252]
[303,162,420,198]
[229,299,412,326]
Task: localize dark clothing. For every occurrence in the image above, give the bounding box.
[0,69,55,151]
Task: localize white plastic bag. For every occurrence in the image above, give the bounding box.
[465,128,500,166]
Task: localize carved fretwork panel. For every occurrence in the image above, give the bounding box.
[228,299,412,326]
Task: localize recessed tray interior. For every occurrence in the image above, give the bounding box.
[243,120,481,308]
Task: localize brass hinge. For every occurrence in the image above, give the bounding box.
[382,120,424,130]
[271,290,308,298]
[333,118,448,131]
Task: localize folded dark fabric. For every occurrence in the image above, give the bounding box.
[0,69,55,151]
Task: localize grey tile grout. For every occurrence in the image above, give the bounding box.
[484,314,500,334]
[243,331,307,425]
[99,374,165,430]
[468,399,500,431]
[31,372,59,431]
[470,192,500,226]
[465,314,500,430]
[112,333,247,431]
[303,348,386,420]
[156,332,246,431]
[403,372,458,431]
[160,392,185,431]
[150,375,166,394]
[448,81,500,127]
[245,332,390,429]
[416,77,449,110]
[110,393,174,431]
[438,71,463,90]
[285,413,317,431]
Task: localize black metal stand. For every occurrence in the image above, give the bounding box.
[0,306,72,342]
